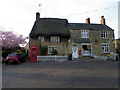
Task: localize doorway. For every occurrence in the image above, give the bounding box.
[72,46,78,58]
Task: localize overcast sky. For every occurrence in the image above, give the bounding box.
[0,0,119,39]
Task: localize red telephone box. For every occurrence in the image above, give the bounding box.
[30,45,38,62]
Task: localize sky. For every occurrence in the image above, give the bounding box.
[0,0,119,39]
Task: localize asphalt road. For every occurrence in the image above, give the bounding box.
[2,59,119,88]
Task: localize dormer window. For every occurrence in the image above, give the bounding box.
[38,36,44,42]
[51,36,60,42]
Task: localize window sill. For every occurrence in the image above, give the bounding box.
[81,37,89,39]
[101,38,109,39]
[102,52,110,54]
[50,42,59,43]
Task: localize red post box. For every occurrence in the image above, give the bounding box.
[78,50,82,56]
[30,45,38,62]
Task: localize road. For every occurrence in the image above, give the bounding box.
[2,59,118,88]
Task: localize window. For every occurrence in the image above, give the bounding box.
[48,46,58,54]
[51,36,60,42]
[81,30,89,38]
[8,54,17,57]
[101,43,109,54]
[38,36,44,42]
[101,31,108,39]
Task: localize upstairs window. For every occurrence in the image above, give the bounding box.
[101,31,108,39]
[51,36,60,42]
[38,36,44,42]
[81,30,89,38]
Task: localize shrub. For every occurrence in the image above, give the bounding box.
[39,44,48,56]
[51,50,58,55]
[2,48,27,59]
[2,49,15,58]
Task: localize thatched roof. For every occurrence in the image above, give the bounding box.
[30,18,70,38]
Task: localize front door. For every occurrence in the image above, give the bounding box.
[72,46,78,58]
[82,44,91,56]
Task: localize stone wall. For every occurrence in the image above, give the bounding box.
[29,37,71,56]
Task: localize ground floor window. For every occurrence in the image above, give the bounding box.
[101,43,109,54]
[81,43,91,56]
[48,46,58,54]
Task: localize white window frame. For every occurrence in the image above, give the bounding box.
[81,30,89,38]
[101,43,109,54]
[100,31,108,39]
[48,46,58,54]
[38,36,44,42]
[51,36,60,42]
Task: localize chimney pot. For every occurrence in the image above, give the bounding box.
[101,16,106,25]
[86,18,90,24]
[36,12,40,20]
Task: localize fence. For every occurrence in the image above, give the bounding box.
[37,55,68,61]
[94,56,116,60]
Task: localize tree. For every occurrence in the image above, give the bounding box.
[0,30,27,49]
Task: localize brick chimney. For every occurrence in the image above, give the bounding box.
[101,16,106,25]
[36,12,40,20]
[86,18,90,24]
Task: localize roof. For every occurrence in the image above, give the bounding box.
[68,23,114,31]
[116,38,120,40]
[30,18,70,38]
[30,18,114,38]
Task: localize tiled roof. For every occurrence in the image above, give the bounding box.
[68,23,114,30]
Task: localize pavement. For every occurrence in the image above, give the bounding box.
[2,59,119,88]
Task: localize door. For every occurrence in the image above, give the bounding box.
[82,43,91,56]
[72,46,78,58]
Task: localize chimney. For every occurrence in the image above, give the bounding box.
[36,12,40,20]
[101,16,106,25]
[86,18,90,24]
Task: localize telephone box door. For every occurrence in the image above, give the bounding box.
[30,45,38,62]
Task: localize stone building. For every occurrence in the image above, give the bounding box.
[29,12,115,58]
[115,38,120,53]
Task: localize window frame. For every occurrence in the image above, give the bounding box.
[81,30,89,38]
[48,46,58,54]
[100,31,108,39]
[101,43,109,54]
[50,36,60,42]
[38,36,44,42]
